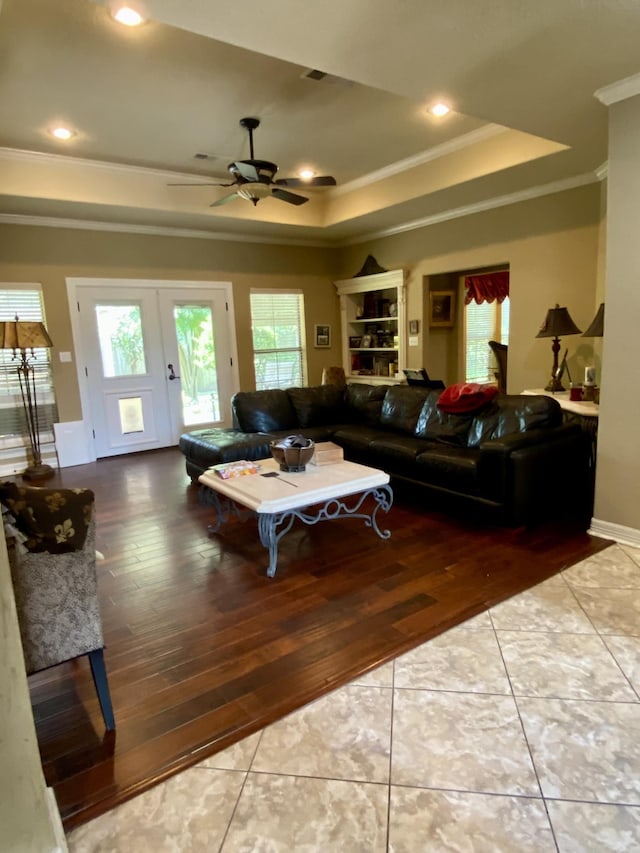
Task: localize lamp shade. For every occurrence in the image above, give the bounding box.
[0,319,53,350]
[582,302,604,337]
[536,304,582,338]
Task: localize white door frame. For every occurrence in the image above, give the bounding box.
[66,277,240,464]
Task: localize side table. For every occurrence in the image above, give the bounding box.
[521,388,599,466]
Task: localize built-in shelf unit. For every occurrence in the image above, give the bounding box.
[334,268,406,384]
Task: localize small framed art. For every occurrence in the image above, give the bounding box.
[429,291,456,327]
[314,324,331,348]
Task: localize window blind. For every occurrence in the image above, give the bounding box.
[250,291,307,390]
[465,296,510,384]
[0,286,57,439]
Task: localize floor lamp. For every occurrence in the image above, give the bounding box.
[0,316,55,481]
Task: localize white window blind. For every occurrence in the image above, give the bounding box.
[250,291,307,390]
[0,286,57,440]
[464,296,510,384]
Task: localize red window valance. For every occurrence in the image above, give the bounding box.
[464,271,510,305]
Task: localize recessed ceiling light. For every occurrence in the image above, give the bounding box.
[50,126,75,140]
[429,102,451,117]
[112,5,146,26]
[299,169,316,180]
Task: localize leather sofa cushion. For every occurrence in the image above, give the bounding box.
[178,429,274,466]
[380,385,430,434]
[415,391,473,446]
[332,425,385,454]
[369,436,431,477]
[415,446,481,495]
[232,389,297,433]
[467,394,562,448]
[345,383,388,425]
[287,384,345,427]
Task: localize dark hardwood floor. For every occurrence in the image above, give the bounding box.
[27,448,610,830]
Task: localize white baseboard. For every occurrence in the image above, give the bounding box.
[589,517,640,548]
[45,785,68,852]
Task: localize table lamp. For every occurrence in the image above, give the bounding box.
[536,304,581,392]
[582,302,604,338]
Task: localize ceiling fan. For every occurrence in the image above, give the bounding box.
[168,117,336,207]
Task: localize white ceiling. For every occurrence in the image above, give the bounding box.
[0,0,639,245]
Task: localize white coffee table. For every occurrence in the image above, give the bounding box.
[198,457,393,577]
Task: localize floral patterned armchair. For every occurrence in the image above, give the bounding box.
[1,482,115,731]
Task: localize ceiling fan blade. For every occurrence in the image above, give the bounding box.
[271,187,309,206]
[274,176,337,188]
[210,192,240,207]
[233,161,260,182]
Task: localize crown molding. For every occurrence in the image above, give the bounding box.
[333,124,507,196]
[340,170,601,246]
[595,161,608,181]
[0,213,329,248]
[595,72,640,106]
[0,146,226,183]
[0,166,605,249]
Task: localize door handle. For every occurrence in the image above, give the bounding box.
[167,363,180,380]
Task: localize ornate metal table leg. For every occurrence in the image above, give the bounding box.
[258,512,296,578]
[256,484,393,577]
[199,485,254,533]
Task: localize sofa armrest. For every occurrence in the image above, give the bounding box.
[477,424,588,523]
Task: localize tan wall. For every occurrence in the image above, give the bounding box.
[594,94,640,531]
[337,184,602,395]
[0,226,341,421]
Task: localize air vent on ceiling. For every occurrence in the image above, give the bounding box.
[193,152,218,161]
[304,69,327,81]
[302,69,354,87]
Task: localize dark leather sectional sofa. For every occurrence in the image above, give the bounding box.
[179,383,590,526]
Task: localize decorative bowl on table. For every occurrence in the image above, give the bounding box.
[269,435,315,473]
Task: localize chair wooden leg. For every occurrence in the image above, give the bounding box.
[88,649,116,731]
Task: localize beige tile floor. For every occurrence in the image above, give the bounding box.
[67,542,640,852]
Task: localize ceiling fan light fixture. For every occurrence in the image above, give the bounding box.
[237,182,272,204]
[298,169,316,180]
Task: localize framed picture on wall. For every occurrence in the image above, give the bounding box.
[429,291,456,327]
[314,324,331,348]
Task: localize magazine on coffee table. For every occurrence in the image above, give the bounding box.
[208,460,262,479]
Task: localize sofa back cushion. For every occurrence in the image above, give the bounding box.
[287,384,345,427]
[415,390,474,446]
[232,389,298,433]
[345,383,388,426]
[380,385,431,434]
[466,394,563,447]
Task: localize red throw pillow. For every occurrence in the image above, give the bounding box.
[437,382,499,414]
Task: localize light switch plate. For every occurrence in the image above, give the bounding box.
[59,351,72,363]
[409,336,419,347]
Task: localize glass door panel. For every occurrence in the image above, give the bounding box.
[95,303,147,377]
[173,304,220,426]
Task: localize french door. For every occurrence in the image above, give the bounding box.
[74,282,237,458]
